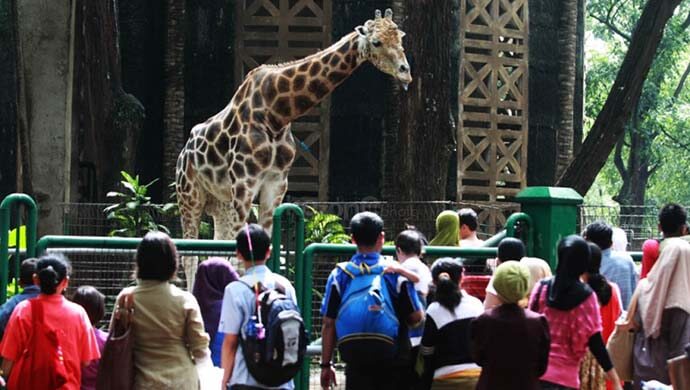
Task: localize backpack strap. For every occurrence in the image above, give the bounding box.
[337,261,386,278]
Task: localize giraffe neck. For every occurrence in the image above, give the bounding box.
[266,32,364,127]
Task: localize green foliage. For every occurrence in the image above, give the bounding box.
[6,279,19,300]
[585,0,690,206]
[304,207,350,246]
[105,171,173,237]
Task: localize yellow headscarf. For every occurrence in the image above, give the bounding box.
[429,210,459,246]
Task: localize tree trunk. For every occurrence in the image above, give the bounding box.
[385,0,455,202]
[555,0,579,178]
[0,0,19,196]
[162,0,186,199]
[556,0,682,195]
[73,0,143,201]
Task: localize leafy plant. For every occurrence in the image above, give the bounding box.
[305,207,350,246]
[104,171,174,237]
[6,279,19,300]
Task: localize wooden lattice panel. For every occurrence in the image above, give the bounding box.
[458,0,529,202]
[234,0,332,199]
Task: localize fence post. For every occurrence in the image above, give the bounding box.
[0,194,39,304]
[515,187,583,270]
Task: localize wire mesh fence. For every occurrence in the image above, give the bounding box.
[60,201,519,243]
[579,205,662,251]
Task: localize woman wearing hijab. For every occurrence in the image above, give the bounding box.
[192,258,239,367]
[471,261,551,389]
[633,238,690,387]
[580,242,622,390]
[429,211,460,247]
[529,235,623,390]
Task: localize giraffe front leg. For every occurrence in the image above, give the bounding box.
[258,173,289,237]
[179,202,202,291]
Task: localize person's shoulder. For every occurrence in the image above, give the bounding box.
[272,272,296,291]
[460,292,484,314]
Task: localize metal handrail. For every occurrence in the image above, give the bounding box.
[0,194,38,304]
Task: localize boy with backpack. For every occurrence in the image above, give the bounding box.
[219,224,306,390]
[320,212,425,390]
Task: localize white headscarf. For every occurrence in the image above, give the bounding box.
[611,227,629,252]
[638,238,690,338]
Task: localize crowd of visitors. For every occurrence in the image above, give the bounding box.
[0,204,689,389]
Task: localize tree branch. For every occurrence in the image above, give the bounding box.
[591,13,632,42]
[673,60,690,100]
[614,134,628,177]
[556,0,682,195]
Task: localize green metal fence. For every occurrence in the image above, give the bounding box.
[0,194,38,303]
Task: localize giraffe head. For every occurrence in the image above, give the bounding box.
[355,8,412,90]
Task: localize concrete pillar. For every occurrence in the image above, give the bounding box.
[17,0,75,235]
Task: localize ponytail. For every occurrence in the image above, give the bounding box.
[36,254,70,295]
[430,258,463,311]
[587,273,612,306]
[586,242,612,306]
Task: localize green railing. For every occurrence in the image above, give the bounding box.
[0,194,38,304]
[36,236,237,255]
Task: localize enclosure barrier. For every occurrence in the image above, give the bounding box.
[0,194,38,303]
[36,236,237,256]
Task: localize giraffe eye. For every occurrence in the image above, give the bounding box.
[372,40,382,48]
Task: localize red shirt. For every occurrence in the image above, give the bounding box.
[1,294,101,390]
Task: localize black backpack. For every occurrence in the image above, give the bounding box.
[240,282,308,387]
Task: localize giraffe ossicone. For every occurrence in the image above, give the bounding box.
[175,8,412,287]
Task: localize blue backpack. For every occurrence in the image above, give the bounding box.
[335,262,399,364]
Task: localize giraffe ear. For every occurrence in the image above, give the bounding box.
[385,8,393,19]
[399,30,406,38]
[375,9,382,19]
[355,25,368,37]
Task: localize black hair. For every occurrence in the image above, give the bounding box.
[235,223,271,262]
[430,258,463,311]
[350,212,384,247]
[396,229,423,256]
[458,208,479,231]
[135,231,178,281]
[584,221,613,250]
[659,203,687,237]
[497,237,525,263]
[405,225,429,246]
[72,286,106,326]
[36,254,70,295]
[19,258,38,286]
[585,242,612,306]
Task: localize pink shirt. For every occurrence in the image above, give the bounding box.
[1,294,101,390]
[529,283,602,389]
[81,328,108,390]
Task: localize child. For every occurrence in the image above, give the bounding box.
[72,286,108,390]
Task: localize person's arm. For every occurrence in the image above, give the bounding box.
[184,293,211,359]
[385,263,420,283]
[320,317,337,389]
[536,316,551,377]
[419,315,438,390]
[588,332,623,390]
[221,334,238,389]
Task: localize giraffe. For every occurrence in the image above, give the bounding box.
[175,8,411,286]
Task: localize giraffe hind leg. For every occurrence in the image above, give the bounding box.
[177,186,204,291]
[258,173,289,237]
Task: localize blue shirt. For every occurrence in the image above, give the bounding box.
[320,252,423,329]
[601,248,638,309]
[218,265,297,389]
[0,285,40,340]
